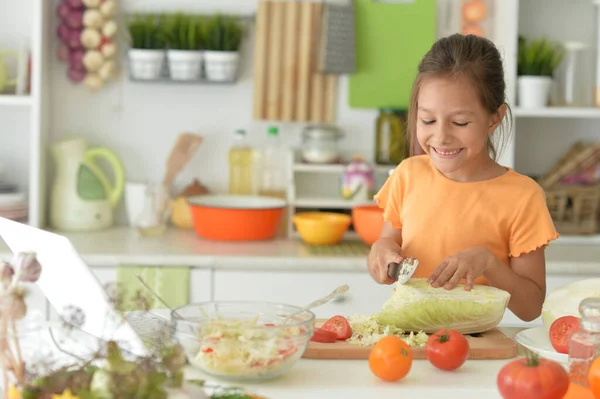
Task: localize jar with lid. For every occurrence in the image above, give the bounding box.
[301,125,343,164]
[568,297,600,387]
[375,109,407,165]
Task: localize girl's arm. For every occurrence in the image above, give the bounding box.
[483,248,547,322]
[379,222,403,246]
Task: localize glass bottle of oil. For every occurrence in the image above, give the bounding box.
[228,129,255,195]
[375,108,407,165]
[568,297,600,387]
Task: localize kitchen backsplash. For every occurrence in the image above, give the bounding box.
[48,0,379,225]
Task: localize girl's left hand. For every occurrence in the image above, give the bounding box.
[428,246,494,291]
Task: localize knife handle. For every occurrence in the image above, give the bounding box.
[387,262,400,280]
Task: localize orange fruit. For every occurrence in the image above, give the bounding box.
[589,357,600,398]
[368,336,412,382]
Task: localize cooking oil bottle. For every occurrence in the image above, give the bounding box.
[228,129,255,195]
[258,126,287,199]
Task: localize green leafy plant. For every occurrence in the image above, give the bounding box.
[127,13,164,50]
[518,36,564,77]
[202,15,245,52]
[159,13,204,51]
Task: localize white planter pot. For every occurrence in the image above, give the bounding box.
[167,50,203,80]
[128,49,165,80]
[518,76,553,108]
[203,51,240,82]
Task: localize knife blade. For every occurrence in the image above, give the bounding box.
[387,257,419,284]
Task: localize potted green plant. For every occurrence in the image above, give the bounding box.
[517,36,565,108]
[202,14,245,82]
[127,13,165,80]
[160,13,204,80]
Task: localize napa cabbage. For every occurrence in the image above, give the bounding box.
[373,278,511,334]
[541,278,600,330]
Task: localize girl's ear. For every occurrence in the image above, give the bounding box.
[488,104,507,134]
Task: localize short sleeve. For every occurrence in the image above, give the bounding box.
[509,185,559,257]
[373,163,405,229]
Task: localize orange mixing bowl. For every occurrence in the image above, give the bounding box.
[187,195,286,241]
[351,204,384,246]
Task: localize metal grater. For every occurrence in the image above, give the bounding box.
[317,0,356,74]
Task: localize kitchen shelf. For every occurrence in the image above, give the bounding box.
[294,197,375,209]
[514,107,600,118]
[128,75,239,85]
[293,162,394,174]
[0,95,32,106]
[555,234,600,245]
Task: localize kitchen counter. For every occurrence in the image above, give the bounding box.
[0,227,598,275]
[181,327,539,399]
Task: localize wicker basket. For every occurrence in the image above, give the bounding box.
[539,141,600,235]
[545,185,600,235]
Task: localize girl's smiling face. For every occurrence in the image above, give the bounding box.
[416,75,504,181]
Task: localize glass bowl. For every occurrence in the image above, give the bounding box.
[170,301,315,381]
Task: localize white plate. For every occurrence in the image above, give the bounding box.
[514,326,568,363]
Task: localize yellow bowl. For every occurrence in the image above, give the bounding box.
[292,212,351,245]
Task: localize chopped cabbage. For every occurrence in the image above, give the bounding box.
[373,278,511,334]
[347,314,428,347]
[541,278,600,330]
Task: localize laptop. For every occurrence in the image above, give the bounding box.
[0,217,164,358]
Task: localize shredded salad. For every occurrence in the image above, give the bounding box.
[191,317,307,377]
[346,314,429,348]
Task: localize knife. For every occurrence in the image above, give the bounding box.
[387,257,419,284]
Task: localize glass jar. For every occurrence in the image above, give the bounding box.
[375,109,408,165]
[301,125,342,164]
[568,297,600,387]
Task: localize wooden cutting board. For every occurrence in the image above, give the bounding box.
[302,319,518,360]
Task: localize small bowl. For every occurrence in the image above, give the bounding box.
[351,204,384,246]
[292,212,351,245]
[170,301,315,381]
[187,195,286,241]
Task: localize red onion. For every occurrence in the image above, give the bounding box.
[57,24,70,42]
[67,29,83,49]
[57,45,70,63]
[68,67,85,83]
[65,10,83,30]
[67,0,84,9]
[57,3,70,20]
[70,50,85,71]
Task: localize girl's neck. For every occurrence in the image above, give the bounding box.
[436,154,507,183]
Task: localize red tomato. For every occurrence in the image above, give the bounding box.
[310,327,338,343]
[497,354,570,399]
[549,315,580,354]
[321,315,352,340]
[425,329,470,371]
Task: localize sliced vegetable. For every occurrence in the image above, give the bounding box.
[548,315,580,354]
[310,328,337,343]
[497,354,569,399]
[346,314,428,347]
[375,278,510,334]
[542,278,600,330]
[369,336,412,382]
[321,315,352,340]
[425,329,469,371]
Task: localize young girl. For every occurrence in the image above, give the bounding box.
[369,34,558,322]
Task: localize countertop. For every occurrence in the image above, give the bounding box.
[181,327,551,399]
[0,226,598,275]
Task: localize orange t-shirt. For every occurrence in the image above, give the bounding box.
[374,155,559,286]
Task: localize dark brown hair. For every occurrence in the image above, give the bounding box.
[407,34,513,161]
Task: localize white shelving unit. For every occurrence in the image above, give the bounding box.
[514,106,600,118]
[0,0,49,228]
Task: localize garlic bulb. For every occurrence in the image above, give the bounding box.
[102,20,118,38]
[100,0,117,18]
[82,0,101,8]
[84,73,104,90]
[83,50,104,72]
[81,28,102,49]
[101,41,117,58]
[83,9,104,29]
[98,60,117,80]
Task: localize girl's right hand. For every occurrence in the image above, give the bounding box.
[368,237,404,285]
